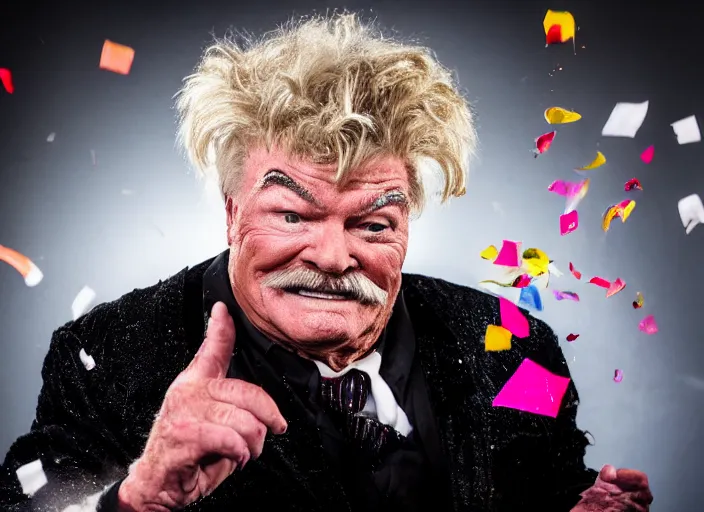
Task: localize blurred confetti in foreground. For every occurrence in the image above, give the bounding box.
[46,132,55,142]
[0,68,14,93]
[613,369,624,383]
[15,460,47,496]
[99,40,135,75]
[0,245,43,286]
[638,315,658,335]
[72,286,97,320]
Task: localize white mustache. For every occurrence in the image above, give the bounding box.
[262,268,388,306]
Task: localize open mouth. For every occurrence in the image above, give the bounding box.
[284,287,354,301]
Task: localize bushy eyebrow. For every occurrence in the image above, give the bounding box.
[358,190,409,215]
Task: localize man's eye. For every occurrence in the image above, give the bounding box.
[366,223,388,233]
[284,213,301,224]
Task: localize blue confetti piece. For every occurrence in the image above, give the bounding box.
[519,285,543,311]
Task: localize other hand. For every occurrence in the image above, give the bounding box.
[117,301,288,510]
[571,465,653,511]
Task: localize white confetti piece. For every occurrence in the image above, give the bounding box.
[548,262,563,277]
[72,286,96,320]
[79,348,96,371]
[16,459,48,496]
[478,281,522,304]
[670,115,701,144]
[601,101,649,138]
[46,132,55,142]
[678,194,704,234]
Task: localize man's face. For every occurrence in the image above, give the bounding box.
[226,146,410,366]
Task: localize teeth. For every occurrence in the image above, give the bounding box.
[298,290,347,300]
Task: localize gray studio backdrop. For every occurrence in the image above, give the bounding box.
[1,0,703,509]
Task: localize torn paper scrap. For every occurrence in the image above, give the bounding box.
[544,106,581,124]
[518,285,543,311]
[553,290,579,301]
[72,286,96,320]
[671,115,701,144]
[534,131,556,156]
[480,245,498,261]
[99,40,135,75]
[0,245,43,286]
[485,325,512,352]
[640,145,654,163]
[499,297,529,338]
[494,240,521,267]
[633,292,644,309]
[677,194,704,234]
[16,459,48,496]
[522,248,549,277]
[548,262,563,277]
[613,369,623,383]
[47,132,55,143]
[512,274,532,288]
[564,179,590,214]
[478,281,522,304]
[560,210,578,236]
[79,348,96,371]
[639,315,658,334]
[624,178,643,191]
[602,199,635,232]
[606,278,626,298]
[0,68,14,94]
[543,10,575,45]
[601,101,648,138]
[492,358,571,418]
[566,333,579,342]
[569,262,582,280]
[575,151,606,171]
[588,276,610,288]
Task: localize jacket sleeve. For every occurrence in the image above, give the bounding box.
[0,312,133,511]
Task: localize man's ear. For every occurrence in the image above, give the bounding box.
[225,196,238,246]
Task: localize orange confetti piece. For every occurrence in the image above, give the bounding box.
[485,325,512,352]
[602,199,635,231]
[0,68,14,94]
[99,40,135,75]
[0,245,43,286]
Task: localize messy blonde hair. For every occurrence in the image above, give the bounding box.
[175,12,476,213]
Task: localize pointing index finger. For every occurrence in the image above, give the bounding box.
[189,302,236,379]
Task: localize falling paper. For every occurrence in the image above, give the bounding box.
[560,210,578,236]
[499,297,529,338]
[670,115,701,144]
[494,240,521,267]
[16,459,48,496]
[606,278,626,298]
[548,262,563,277]
[509,274,531,288]
[639,315,658,334]
[564,179,590,214]
[519,285,543,311]
[485,324,512,352]
[633,292,644,309]
[0,245,43,286]
[79,348,96,371]
[99,40,135,75]
[588,276,610,288]
[613,369,623,383]
[624,178,642,191]
[601,101,649,138]
[575,151,606,171]
[553,290,579,301]
[678,194,704,234]
[534,131,556,156]
[47,132,55,143]
[522,248,549,276]
[545,106,581,124]
[478,281,522,304]
[480,245,498,261]
[492,358,571,418]
[543,10,576,45]
[566,333,579,342]
[602,199,635,232]
[72,286,96,320]
[0,68,14,94]
[569,262,581,280]
[640,145,654,164]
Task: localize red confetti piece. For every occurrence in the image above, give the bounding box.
[569,262,581,280]
[512,274,532,288]
[606,278,626,298]
[566,333,579,342]
[546,24,563,45]
[534,131,556,156]
[0,68,14,94]
[613,369,623,383]
[640,145,654,163]
[625,178,643,191]
[559,210,578,236]
[588,276,610,288]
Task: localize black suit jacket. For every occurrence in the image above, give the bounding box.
[0,258,597,511]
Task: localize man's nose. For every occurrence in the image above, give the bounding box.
[301,223,358,275]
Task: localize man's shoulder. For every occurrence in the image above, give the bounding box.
[402,272,500,312]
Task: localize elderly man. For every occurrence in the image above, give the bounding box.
[1,13,651,512]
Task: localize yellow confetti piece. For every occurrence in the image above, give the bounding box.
[543,10,576,44]
[602,200,636,232]
[521,248,550,277]
[485,325,512,352]
[576,151,606,171]
[480,245,498,261]
[544,107,581,124]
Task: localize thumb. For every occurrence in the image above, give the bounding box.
[598,464,618,483]
[189,302,236,379]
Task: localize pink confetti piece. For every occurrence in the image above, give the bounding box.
[569,262,581,280]
[493,240,521,267]
[534,131,556,156]
[566,333,579,342]
[492,358,571,418]
[499,297,529,338]
[553,290,580,301]
[638,315,658,334]
[640,145,654,164]
[606,278,626,298]
[613,369,623,383]
[559,210,579,236]
[588,276,610,288]
[0,68,14,94]
[512,274,532,288]
[624,178,643,191]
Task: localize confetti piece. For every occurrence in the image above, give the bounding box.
[494,240,521,267]
[522,248,549,276]
[602,199,635,232]
[678,194,704,234]
[566,333,579,342]
[624,178,642,191]
[499,297,529,338]
[639,315,658,334]
[492,358,571,418]
[79,348,96,371]
[99,40,135,75]
[485,324,512,351]
[543,10,576,45]
[569,262,581,280]
[588,276,610,288]
[640,145,654,163]
[553,290,579,301]
[46,132,55,143]
[565,179,590,214]
[480,245,498,261]
[559,210,578,236]
[534,131,556,156]
[575,151,606,171]
[72,286,96,320]
[518,285,542,311]
[16,459,47,497]
[0,245,43,286]
[606,278,626,298]
[544,106,581,124]
[613,369,623,383]
[633,292,644,309]
[548,262,563,277]
[601,101,649,138]
[512,274,532,288]
[670,115,701,144]
[478,281,522,304]
[0,68,14,94]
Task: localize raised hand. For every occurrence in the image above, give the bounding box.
[117,302,287,511]
[571,465,653,512]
